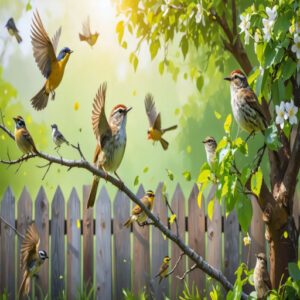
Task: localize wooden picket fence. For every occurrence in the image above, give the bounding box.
[0,184,299,300]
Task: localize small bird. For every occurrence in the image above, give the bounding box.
[123,190,155,227]
[51,124,69,149]
[13,116,37,155]
[253,253,272,299]
[202,136,217,168]
[30,10,73,110]
[155,255,171,284]
[5,17,22,43]
[87,82,132,208]
[79,16,99,47]
[19,223,48,297]
[144,94,177,150]
[224,70,267,133]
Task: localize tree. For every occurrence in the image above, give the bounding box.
[115,0,299,289]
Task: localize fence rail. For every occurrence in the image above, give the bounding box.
[0,184,299,300]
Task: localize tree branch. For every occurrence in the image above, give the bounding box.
[0,124,248,298]
[0,216,25,239]
[231,0,237,36]
[176,263,197,280]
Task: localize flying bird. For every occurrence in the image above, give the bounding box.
[123,190,155,227]
[144,94,177,150]
[5,17,22,43]
[79,16,99,47]
[87,82,132,208]
[30,10,73,110]
[51,124,69,149]
[19,223,48,297]
[155,255,171,284]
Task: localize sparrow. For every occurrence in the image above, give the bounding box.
[202,136,217,168]
[87,82,132,208]
[253,253,272,299]
[123,190,155,227]
[79,16,99,47]
[30,10,73,110]
[5,17,22,43]
[19,223,48,297]
[51,124,69,149]
[13,116,37,154]
[144,93,177,150]
[155,255,171,284]
[224,70,267,133]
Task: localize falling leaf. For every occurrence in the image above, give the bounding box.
[134,176,139,186]
[214,111,222,119]
[166,169,174,181]
[174,108,180,116]
[76,219,80,229]
[182,171,191,181]
[224,114,232,134]
[74,101,80,111]
[143,167,149,173]
[186,145,192,154]
[243,233,252,246]
[26,1,32,11]
[169,214,176,224]
[132,90,137,96]
[79,128,82,132]
[283,231,288,239]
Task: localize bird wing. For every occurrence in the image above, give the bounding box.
[155,262,169,277]
[91,82,112,143]
[21,128,37,150]
[56,130,68,143]
[20,223,40,272]
[145,94,160,128]
[153,113,162,131]
[31,10,61,78]
[82,16,91,37]
[132,195,150,215]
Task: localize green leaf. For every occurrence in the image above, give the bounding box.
[143,167,149,173]
[197,169,211,183]
[282,58,297,81]
[224,114,232,134]
[121,41,127,49]
[134,176,139,186]
[116,20,125,44]
[166,169,174,181]
[182,171,191,181]
[233,137,248,155]
[150,40,160,60]
[180,35,189,59]
[158,61,164,75]
[26,1,32,11]
[236,195,253,232]
[288,262,300,281]
[214,111,222,119]
[196,75,204,92]
[265,124,283,151]
[251,168,263,197]
[207,199,214,221]
[169,213,177,224]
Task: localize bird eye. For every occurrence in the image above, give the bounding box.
[118,109,123,113]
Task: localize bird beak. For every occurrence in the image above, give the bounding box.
[13,117,18,122]
[70,50,74,54]
[125,107,132,113]
[224,77,231,81]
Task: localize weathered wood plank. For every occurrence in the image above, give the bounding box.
[0,187,15,300]
[171,184,186,300]
[206,185,222,293]
[133,185,150,295]
[152,183,169,299]
[224,211,239,284]
[34,186,49,298]
[95,187,112,300]
[17,187,33,291]
[67,188,81,300]
[83,185,94,290]
[51,186,65,299]
[188,184,205,293]
[114,190,131,300]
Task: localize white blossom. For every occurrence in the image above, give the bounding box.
[262,18,274,42]
[254,31,260,43]
[161,0,170,17]
[195,2,205,26]
[239,14,251,44]
[292,34,300,59]
[266,6,277,21]
[285,100,298,126]
[275,101,286,129]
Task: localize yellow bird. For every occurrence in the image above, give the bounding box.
[123,190,155,227]
[30,10,73,110]
[144,94,177,150]
[79,16,99,47]
[155,256,171,284]
[19,223,48,297]
[13,116,37,154]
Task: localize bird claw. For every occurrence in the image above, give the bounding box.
[51,91,55,100]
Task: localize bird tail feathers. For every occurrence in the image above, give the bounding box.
[160,138,169,150]
[87,176,99,208]
[79,33,87,41]
[31,85,49,111]
[15,33,22,43]
[19,273,30,298]
[162,125,177,133]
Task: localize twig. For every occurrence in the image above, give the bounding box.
[176,263,197,280]
[164,193,179,237]
[0,216,25,239]
[71,143,86,161]
[165,252,185,278]
[37,162,53,180]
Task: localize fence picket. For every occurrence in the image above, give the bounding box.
[35,187,49,298]
[152,183,169,299]
[51,186,65,299]
[67,188,81,300]
[95,187,112,300]
[171,184,186,300]
[114,190,131,300]
[0,187,15,300]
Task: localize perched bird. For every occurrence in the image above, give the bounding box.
[87,82,132,208]
[254,253,272,299]
[144,94,177,150]
[5,17,22,43]
[79,16,99,47]
[224,70,267,133]
[51,124,69,149]
[155,256,171,284]
[30,10,73,110]
[123,190,155,227]
[202,136,217,168]
[19,223,48,297]
[13,116,37,155]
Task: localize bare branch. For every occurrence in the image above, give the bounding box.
[0,216,25,239]
[165,252,185,278]
[176,263,197,280]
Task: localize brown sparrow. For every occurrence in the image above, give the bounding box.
[87,82,132,208]
[202,136,217,168]
[254,253,272,299]
[224,70,267,133]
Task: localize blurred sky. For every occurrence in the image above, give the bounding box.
[0,0,208,200]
